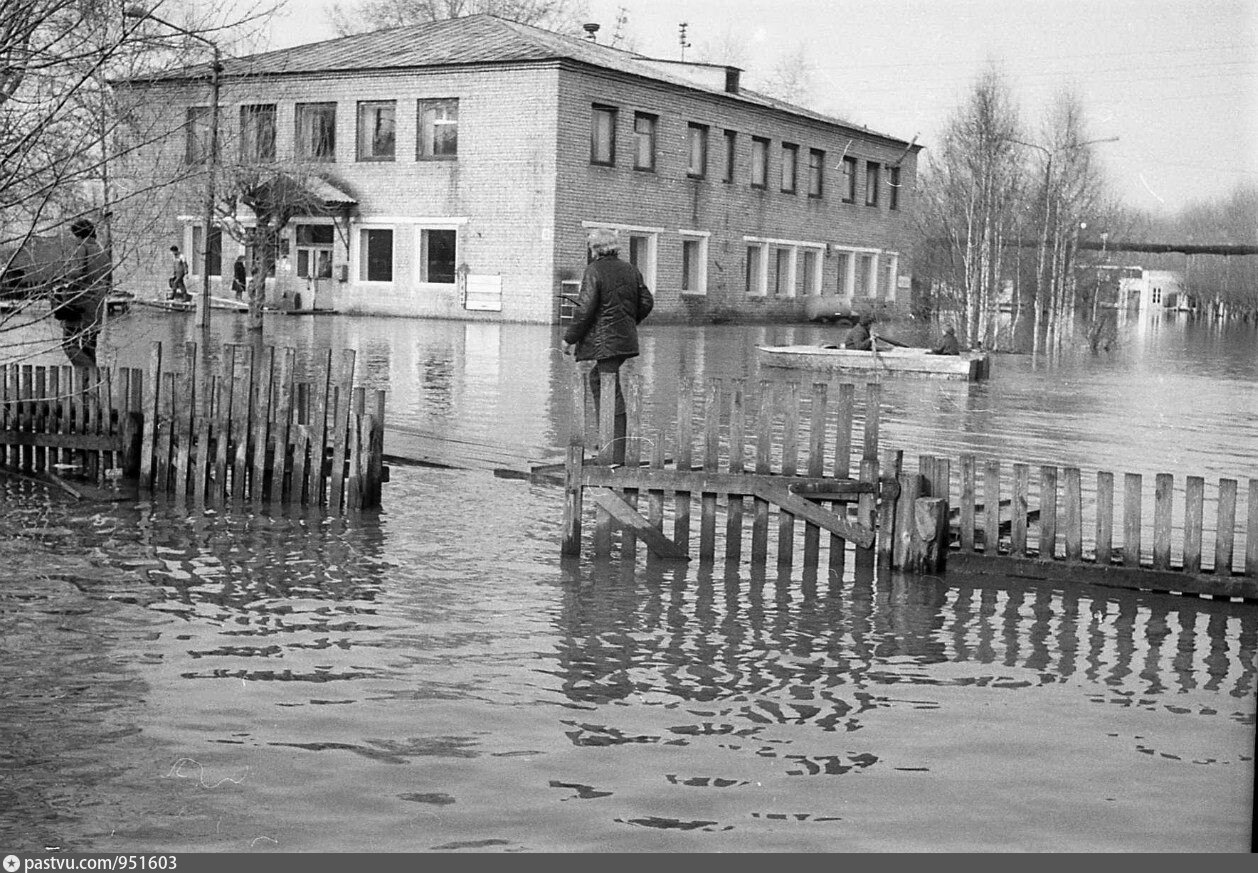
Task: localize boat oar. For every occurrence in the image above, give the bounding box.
[875,332,911,348]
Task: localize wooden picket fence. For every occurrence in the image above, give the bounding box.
[561,370,1257,601]
[0,342,386,512]
[561,371,893,572]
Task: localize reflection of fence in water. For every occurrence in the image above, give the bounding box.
[554,564,1257,708]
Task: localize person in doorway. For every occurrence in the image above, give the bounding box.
[169,245,189,301]
[52,218,112,368]
[844,312,876,351]
[231,254,247,299]
[561,227,655,465]
[929,324,961,355]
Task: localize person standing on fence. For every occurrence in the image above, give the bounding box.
[169,245,189,301]
[51,218,112,368]
[561,227,654,465]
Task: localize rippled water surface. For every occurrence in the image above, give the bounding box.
[0,310,1254,852]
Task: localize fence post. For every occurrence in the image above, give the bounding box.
[561,370,585,557]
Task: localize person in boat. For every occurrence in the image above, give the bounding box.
[843,312,875,351]
[561,227,655,465]
[929,324,960,355]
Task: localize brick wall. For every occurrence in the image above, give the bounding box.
[554,65,920,324]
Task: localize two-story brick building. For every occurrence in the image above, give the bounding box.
[116,14,921,324]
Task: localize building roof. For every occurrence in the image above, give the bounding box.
[131,15,917,149]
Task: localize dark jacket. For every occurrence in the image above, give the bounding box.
[844,322,873,351]
[54,234,111,323]
[929,333,960,355]
[563,253,654,362]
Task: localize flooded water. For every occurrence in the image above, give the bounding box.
[0,309,1254,852]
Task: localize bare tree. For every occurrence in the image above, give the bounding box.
[914,64,1023,348]
[753,43,814,108]
[326,0,591,36]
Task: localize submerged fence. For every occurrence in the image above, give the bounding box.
[0,342,386,512]
[561,370,1257,601]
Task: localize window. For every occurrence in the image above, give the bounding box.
[421,229,457,284]
[858,253,877,296]
[842,156,857,202]
[240,104,276,163]
[746,244,765,295]
[296,102,336,162]
[190,224,222,277]
[418,98,458,159]
[359,228,394,281]
[771,246,793,296]
[680,233,708,295]
[781,143,798,194]
[184,106,211,165]
[881,254,898,301]
[296,224,334,279]
[801,248,819,295]
[808,148,824,198]
[751,137,768,188]
[835,251,852,297]
[865,161,880,206]
[888,165,901,210]
[591,104,616,165]
[583,222,659,289]
[357,100,396,161]
[687,123,708,178]
[722,130,736,183]
[633,112,657,171]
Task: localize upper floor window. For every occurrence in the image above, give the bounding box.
[808,148,824,198]
[239,104,276,163]
[865,161,880,206]
[888,165,901,210]
[591,104,616,165]
[184,106,211,164]
[357,100,396,161]
[418,98,458,159]
[781,143,798,194]
[633,112,657,171]
[722,129,736,183]
[687,123,708,178]
[842,156,857,202]
[295,102,336,162]
[751,136,769,188]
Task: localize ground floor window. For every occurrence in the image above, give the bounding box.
[421,228,457,284]
[296,224,334,279]
[746,244,765,295]
[801,248,820,296]
[745,236,826,298]
[834,252,852,297]
[582,221,659,291]
[881,254,899,301]
[858,253,877,297]
[680,232,708,294]
[359,228,394,282]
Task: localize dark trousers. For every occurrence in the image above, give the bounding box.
[588,355,628,465]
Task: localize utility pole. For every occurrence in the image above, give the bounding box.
[678,22,690,61]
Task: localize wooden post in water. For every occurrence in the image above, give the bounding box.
[699,379,720,561]
[1247,478,1258,578]
[1153,473,1174,571]
[777,381,799,567]
[1123,473,1142,568]
[803,382,828,568]
[1096,471,1114,566]
[561,372,585,557]
[593,369,615,556]
[725,380,747,566]
[1215,478,1237,577]
[674,377,694,555]
[1011,463,1030,558]
[751,383,772,567]
[959,454,976,552]
[878,449,902,567]
[621,374,644,560]
[984,459,1001,555]
[1063,467,1083,562]
[1040,465,1058,560]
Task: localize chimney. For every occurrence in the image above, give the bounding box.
[582,22,600,42]
[724,66,741,94]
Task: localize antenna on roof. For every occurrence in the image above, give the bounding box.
[611,7,628,47]
[678,22,691,60]
[582,22,600,42]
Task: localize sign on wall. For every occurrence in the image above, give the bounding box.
[463,274,503,312]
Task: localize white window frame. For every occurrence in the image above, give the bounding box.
[679,229,709,295]
[354,224,397,284]
[295,218,337,280]
[582,220,660,290]
[832,245,881,300]
[417,97,459,160]
[744,235,826,299]
[406,218,468,288]
[882,252,899,301]
[800,247,823,296]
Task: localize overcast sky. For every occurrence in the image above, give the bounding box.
[276,0,1256,218]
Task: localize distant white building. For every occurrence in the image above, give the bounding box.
[1118,269,1187,317]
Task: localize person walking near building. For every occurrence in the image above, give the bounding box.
[561,227,654,465]
[169,245,189,301]
[232,254,247,299]
[52,218,112,368]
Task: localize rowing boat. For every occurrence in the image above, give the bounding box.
[757,344,991,381]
